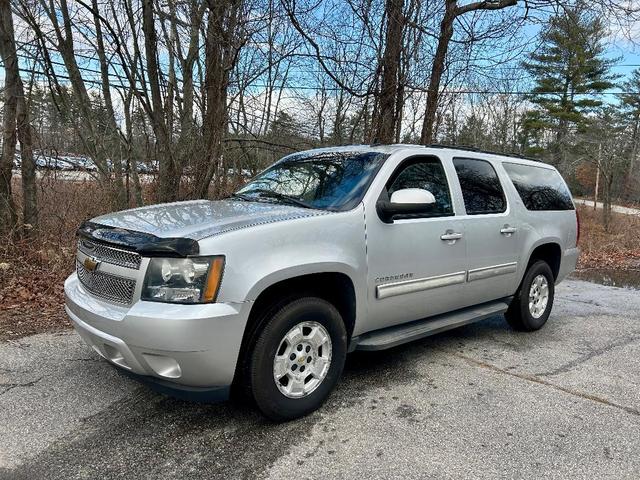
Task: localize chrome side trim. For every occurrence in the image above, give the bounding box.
[376,271,466,299]
[467,262,517,282]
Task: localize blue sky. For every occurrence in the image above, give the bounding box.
[3,6,640,102]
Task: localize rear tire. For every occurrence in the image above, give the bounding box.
[246,297,347,421]
[506,260,555,331]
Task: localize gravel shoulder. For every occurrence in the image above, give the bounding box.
[1,279,639,479]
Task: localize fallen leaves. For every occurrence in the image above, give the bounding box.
[576,205,640,270]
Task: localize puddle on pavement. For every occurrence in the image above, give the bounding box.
[571,269,640,290]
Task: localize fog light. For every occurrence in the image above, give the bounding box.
[142,353,182,379]
[103,344,131,370]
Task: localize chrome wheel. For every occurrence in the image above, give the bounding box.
[273,321,332,398]
[528,274,549,319]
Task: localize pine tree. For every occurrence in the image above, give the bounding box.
[522,5,617,152]
[457,113,491,149]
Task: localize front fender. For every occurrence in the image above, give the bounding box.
[200,206,368,309]
[244,262,360,303]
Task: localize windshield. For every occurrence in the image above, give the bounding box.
[235,151,389,211]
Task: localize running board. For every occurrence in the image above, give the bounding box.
[351,300,509,352]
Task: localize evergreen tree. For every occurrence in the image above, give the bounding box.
[457,113,491,149]
[522,5,617,151]
[518,110,547,156]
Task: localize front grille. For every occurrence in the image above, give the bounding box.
[78,238,141,270]
[76,260,136,305]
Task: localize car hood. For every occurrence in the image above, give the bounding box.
[88,199,328,241]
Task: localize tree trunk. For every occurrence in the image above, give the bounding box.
[625,113,639,200]
[197,9,227,197]
[420,0,456,144]
[16,93,38,233]
[0,0,38,233]
[420,0,516,144]
[195,0,242,198]
[174,0,204,183]
[123,92,143,207]
[602,174,613,233]
[91,0,127,209]
[142,0,179,202]
[0,0,18,233]
[374,0,404,144]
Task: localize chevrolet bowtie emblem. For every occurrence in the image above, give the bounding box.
[84,256,100,272]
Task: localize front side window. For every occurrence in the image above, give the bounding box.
[453,158,506,215]
[386,157,453,216]
[503,162,574,211]
[236,151,389,211]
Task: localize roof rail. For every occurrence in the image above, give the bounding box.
[364,142,544,163]
[425,143,543,163]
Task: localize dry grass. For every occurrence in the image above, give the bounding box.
[576,205,640,270]
[0,176,119,339]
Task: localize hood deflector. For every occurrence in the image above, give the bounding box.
[77,221,199,257]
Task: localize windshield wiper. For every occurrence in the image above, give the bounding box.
[229,192,253,202]
[243,189,315,209]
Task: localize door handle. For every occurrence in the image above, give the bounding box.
[500,226,517,235]
[440,232,463,242]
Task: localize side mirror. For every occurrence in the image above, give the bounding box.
[376,188,437,223]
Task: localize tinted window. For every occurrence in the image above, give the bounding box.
[386,157,453,216]
[453,158,506,215]
[503,162,574,211]
[237,151,388,211]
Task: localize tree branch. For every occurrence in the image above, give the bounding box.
[456,0,518,17]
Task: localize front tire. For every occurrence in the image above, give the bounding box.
[506,260,555,331]
[247,297,347,421]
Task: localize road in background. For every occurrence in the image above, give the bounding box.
[574,198,640,216]
[1,279,639,479]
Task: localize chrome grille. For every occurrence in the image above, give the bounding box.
[78,238,141,270]
[76,260,136,305]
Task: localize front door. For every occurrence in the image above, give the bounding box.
[364,155,467,332]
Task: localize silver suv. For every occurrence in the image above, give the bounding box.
[65,145,579,420]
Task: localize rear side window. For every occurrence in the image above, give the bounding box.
[503,162,574,211]
[387,157,453,216]
[453,158,506,215]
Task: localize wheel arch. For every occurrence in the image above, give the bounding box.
[232,268,358,386]
[524,241,562,281]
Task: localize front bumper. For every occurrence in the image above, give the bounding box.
[65,273,250,396]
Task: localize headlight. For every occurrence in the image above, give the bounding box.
[142,256,225,304]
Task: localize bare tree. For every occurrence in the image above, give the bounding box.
[141,0,179,201]
[195,0,246,198]
[17,0,129,208]
[16,81,37,232]
[0,0,37,234]
[0,0,18,234]
[419,0,517,144]
[374,0,404,143]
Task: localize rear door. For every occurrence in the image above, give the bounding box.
[451,157,520,305]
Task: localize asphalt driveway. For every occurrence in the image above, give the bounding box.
[1,278,639,479]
